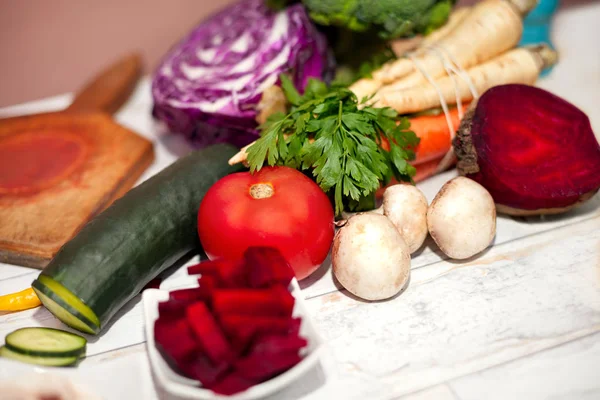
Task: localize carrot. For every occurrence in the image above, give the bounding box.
[350,0,537,100]
[413,157,445,182]
[378,105,464,165]
[375,45,558,115]
[375,156,445,199]
[409,107,464,164]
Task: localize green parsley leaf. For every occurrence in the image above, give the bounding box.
[246,75,419,215]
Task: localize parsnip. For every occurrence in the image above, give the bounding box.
[374,45,558,115]
[420,7,472,48]
[350,0,537,100]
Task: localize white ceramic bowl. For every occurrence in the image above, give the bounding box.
[142,279,324,400]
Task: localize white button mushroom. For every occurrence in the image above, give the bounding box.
[332,213,411,301]
[382,184,429,254]
[427,176,496,259]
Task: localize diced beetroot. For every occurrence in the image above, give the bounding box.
[235,352,302,381]
[143,277,162,290]
[248,333,307,357]
[219,315,301,349]
[212,285,295,318]
[158,299,195,319]
[179,351,230,387]
[169,287,212,303]
[186,302,234,364]
[244,247,295,288]
[154,318,198,365]
[197,275,219,290]
[216,258,247,287]
[187,260,220,276]
[189,258,247,287]
[217,315,299,353]
[208,371,256,395]
[454,84,600,214]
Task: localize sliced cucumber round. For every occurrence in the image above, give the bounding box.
[5,327,87,358]
[0,346,79,367]
[32,277,99,335]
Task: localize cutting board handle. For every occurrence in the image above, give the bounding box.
[66,53,143,115]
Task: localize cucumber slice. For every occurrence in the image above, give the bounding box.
[32,278,99,335]
[0,346,79,367]
[5,327,87,358]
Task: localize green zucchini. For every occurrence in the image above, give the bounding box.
[0,346,79,367]
[5,327,86,358]
[32,144,242,335]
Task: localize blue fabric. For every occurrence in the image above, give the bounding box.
[519,0,560,77]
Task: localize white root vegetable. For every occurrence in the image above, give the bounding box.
[420,7,473,48]
[350,0,537,100]
[374,45,557,115]
[256,85,287,125]
[382,185,429,254]
[427,176,496,260]
[332,213,411,301]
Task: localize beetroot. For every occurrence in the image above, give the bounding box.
[235,352,302,381]
[248,333,307,357]
[186,302,234,364]
[244,247,295,288]
[180,352,230,387]
[454,84,600,215]
[219,315,301,351]
[212,285,295,317]
[197,275,219,291]
[208,372,256,395]
[156,246,306,395]
[169,287,212,303]
[187,260,220,276]
[154,318,198,365]
[189,258,247,287]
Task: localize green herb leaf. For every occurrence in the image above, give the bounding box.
[246,75,419,215]
[280,74,302,106]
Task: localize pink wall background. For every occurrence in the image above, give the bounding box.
[1,0,568,107]
[0,0,238,107]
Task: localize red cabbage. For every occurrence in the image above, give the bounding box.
[151,0,332,148]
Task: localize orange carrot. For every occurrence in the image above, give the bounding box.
[413,156,445,182]
[379,105,466,165]
[410,106,464,164]
[376,155,445,199]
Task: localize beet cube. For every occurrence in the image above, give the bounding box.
[169,287,212,303]
[248,333,308,357]
[154,318,197,365]
[189,258,247,287]
[186,302,233,364]
[219,315,301,350]
[235,352,302,381]
[208,372,256,395]
[158,299,196,319]
[197,274,219,290]
[244,246,295,288]
[212,285,295,318]
[216,258,247,287]
[143,277,162,290]
[187,260,220,276]
[180,351,230,387]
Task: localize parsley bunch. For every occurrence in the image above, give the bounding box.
[247,75,419,215]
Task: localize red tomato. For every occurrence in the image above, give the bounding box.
[198,166,335,280]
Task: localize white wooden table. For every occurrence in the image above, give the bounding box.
[1,3,599,399]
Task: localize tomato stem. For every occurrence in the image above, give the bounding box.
[249,183,274,199]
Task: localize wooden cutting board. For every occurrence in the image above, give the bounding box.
[0,54,155,269]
